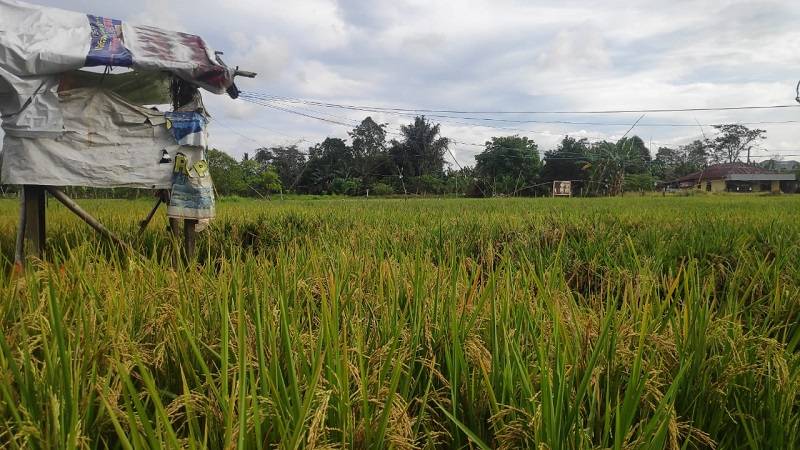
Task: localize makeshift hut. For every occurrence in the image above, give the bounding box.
[0,0,255,265]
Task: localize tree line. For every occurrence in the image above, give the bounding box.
[203,118,774,197]
[0,117,774,199]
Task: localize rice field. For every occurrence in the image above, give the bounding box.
[0,195,799,449]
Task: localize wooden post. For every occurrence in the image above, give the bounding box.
[23,185,46,259]
[14,189,27,267]
[169,218,180,236]
[184,219,197,260]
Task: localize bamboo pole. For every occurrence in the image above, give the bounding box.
[45,186,129,251]
[138,195,163,236]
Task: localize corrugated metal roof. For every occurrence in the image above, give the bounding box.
[673,163,779,183]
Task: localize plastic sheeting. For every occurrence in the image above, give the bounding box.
[0,0,233,135]
[0,0,220,220]
[1,88,203,188]
[165,112,208,147]
[0,0,234,92]
[167,153,215,219]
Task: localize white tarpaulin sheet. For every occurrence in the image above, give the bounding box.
[0,0,234,92]
[0,0,233,135]
[1,88,203,188]
[0,0,221,219]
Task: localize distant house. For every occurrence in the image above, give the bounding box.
[665,163,796,193]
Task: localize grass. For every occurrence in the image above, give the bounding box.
[0,195,798,449]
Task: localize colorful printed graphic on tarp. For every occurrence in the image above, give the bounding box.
[167,153,215,220]
[127,25,230,91]
[165,112,207,147]
[86,15,133,67]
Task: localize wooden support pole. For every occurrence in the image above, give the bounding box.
[45,186,128,251]
[14,189,27,267]
[138,196,163,236]
[23,185,46,259]
[169,218,180,236]
[169,217,181,267]
[184,219,197,261]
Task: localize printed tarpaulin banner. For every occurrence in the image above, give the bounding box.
[0,0,234,94]
[165,111,208,147]
[167,152,215,220]
[123,25,231,93]
[86,15,132,67]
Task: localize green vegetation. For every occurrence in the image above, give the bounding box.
[1,196,799,449]
[202,115,782,199]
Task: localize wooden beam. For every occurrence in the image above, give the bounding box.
[14,189,27,267]
[23,185,46,258]
[45,186,129,251]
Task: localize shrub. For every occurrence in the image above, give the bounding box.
[369,182,394,196]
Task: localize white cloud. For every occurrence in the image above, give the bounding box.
[291,60,372,97]
[126,0,186,31]
[220,0,352,52]
[16,0,800,164]
[230,34,291,82]
[537,27,612,73]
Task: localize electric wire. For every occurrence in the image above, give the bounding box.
[242,93,800,128]
[234,96,800,166]
[239,91,800,115]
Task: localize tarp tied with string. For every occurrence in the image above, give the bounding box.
[0,0,253,221]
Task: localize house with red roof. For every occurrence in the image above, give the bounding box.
[665,163,796,193]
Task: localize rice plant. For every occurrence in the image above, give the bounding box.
[0,196,798,449]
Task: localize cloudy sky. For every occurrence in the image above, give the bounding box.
[29,0,800,165]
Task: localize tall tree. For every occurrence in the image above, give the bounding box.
[707,124,765,164]
[254,145,307,191]
[670,140,710,177]
[584,141,620,195]
[301,137,354,193]
[207,148,246,195]
[541,136,590,190]
[584,137,651,196]
[615,136,650,174]
[350,117,387,161]
[474,135,540,195]
[240,158,282,197]
[651,147,678,180]
[390,116,449,178]
[348,117,391,185]
[652,142,708,181]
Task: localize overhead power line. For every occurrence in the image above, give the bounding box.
[240,93,800,130]
[243,96,486,148]
[213,110,800,170]
[240,97,800,159]
[241,96,718,152]
[240,91,800,115]
[243,94,734,149]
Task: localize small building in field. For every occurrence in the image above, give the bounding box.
[666,163,797,193]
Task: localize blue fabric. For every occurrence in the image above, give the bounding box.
[165,112,207,143]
